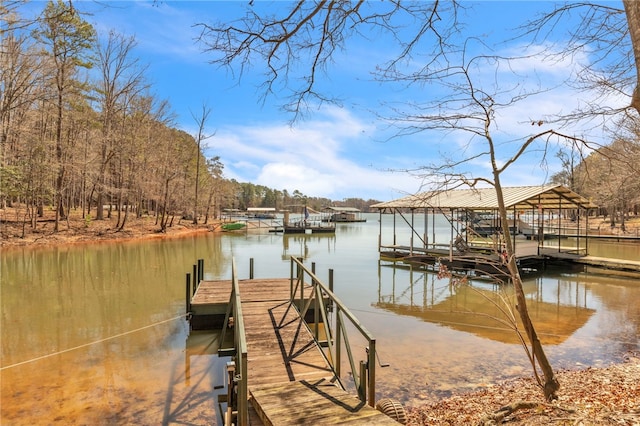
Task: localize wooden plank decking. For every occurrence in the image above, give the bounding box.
[540,249,640,273]
[191,278,399,425]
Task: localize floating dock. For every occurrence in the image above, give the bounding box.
[379,241,640,280]
[185,258,403,426]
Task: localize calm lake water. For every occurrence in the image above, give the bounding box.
[2,213,639,425]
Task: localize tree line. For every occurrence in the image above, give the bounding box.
[232,182,380,213]
[1,1,231,233]
[551,118,640,229]
[0,1,375,235]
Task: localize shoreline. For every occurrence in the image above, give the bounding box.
[3,206,639,250]
[406,354,639,425]
[0,208,223,250]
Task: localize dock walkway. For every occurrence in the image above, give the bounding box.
[540,248,640,273]
[191,277,399,425]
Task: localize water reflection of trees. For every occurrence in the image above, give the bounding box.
[571,271,640,353]
[374,265,596,346]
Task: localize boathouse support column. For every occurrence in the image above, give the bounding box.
[513,205,517,255]
[393,210,397,247]
[424,208,428,250]
[577,208,581,254]
[585,210,590,255]
[378,210,382,252]
[433,209,436,248]
[410,209,415,255]
[559,196,562,253]
[449,210,454,261]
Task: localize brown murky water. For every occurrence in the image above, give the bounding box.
[2,215,639,424]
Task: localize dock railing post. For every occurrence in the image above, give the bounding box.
[368,340,376,408]
[312,262,319,340]
[297,257,304,309]
[249,258,254,279]
[286,255,379,409]
[335,308,342,379]
[328,269,334,312]
[198,259,204,282]
[290,258,294,300]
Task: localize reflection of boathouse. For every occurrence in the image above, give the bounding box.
[373,270,595,345]
[371,185,598,279]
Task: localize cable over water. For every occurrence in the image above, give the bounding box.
[0,314,187,371]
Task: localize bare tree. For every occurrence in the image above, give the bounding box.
[194,2,583,401]
[197,1,461,118]
[575,120,640,229]
[392,49,588,399]
[190,104,213,224]
[32,0,95,231]
[0,24,41,209]
[624,0,640,113]
[93,30,147,221]
[522,2,640,117]
[202,155,224,224]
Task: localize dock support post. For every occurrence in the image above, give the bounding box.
[328,269,334,293]
[198,259,204,282]
[186,273,191,315]
[359,360,367,402]
[192,264,198,296]
[225,361,236,426]
[249,258,254,279]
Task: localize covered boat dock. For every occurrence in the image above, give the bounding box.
[371,185,598,279]
[322,206,366,222]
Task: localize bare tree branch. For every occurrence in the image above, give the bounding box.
[195,1,459,118]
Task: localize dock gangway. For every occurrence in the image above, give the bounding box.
[208,257,402,425]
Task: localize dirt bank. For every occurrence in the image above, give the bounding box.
[407,354,640,425]
[0,206,221,249]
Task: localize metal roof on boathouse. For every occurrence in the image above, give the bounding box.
[371,184,597,211]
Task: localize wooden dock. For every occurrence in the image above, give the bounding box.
[540,248,640,274]
[379,240,640,278]
[190,276,400,425]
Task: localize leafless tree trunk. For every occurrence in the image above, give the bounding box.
[33,0,95,232]
[196,2,568,400]
[94,31,146,221]
[624,0,640,114]
[190,104,213,224]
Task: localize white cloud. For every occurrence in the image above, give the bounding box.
[208,106,421,200]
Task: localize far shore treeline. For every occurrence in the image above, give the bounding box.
[0,2,379,233]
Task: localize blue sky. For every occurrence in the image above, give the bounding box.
[21,1,627,201]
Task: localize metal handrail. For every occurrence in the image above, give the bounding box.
[219,258,248,426]
[288,256,377,408]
